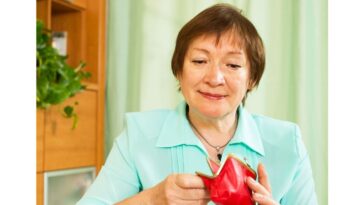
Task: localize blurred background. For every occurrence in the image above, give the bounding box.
[106,0,327,204]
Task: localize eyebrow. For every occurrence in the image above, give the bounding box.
[192,48,209,54]
[191,48,243,56]
[227,51,243,55]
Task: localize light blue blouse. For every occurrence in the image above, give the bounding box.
[77,101,318,204]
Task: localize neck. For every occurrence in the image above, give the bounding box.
[187,106,238,140]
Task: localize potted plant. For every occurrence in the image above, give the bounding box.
[36,20,90,129]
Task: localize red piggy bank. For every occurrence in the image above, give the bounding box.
[196,154,257,205]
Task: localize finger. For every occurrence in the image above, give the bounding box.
[175,174,206,189]
[196,199,210,205]
[201,199,210,205]
[176,188,210,200]
[175,198,210,205]
[252,192,278,205]
[246,177,270,196]
[258,163,272,193]
[174,174,210,200]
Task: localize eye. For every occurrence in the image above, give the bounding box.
[227,64,242,69]
[192,60,207,65]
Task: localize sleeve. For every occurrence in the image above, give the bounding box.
[76,130,141,205]
[280,125,318,205]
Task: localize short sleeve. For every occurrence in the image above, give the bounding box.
[280,125,318,205]
[76,130,141,205]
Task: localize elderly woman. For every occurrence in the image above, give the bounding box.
[78,3,317,205]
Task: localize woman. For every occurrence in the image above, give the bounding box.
[78,3,317,205]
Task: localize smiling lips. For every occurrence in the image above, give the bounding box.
[198,91,227,100]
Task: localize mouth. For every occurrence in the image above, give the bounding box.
[198,91,227,100]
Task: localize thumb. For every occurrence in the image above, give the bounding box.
[257,163,272,193]
[175,174,205,189]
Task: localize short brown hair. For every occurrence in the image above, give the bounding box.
[171,3,265,104]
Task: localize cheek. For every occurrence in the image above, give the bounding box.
[235,82,249,96]
[181,67,202,86]
[230,73,250,91]
[179,70,195,94]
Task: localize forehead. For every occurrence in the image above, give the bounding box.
[189,30,245,52]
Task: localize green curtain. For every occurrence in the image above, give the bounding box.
[105,0,327,204]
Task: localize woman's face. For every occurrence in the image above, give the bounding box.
[179,32,251,119]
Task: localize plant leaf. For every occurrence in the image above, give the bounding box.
[36,19,91,129]
[63,106,74,118]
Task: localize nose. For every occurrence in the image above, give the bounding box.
[204,63,225,86]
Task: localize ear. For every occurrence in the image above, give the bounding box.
[176,74,182,92]
[176,73,182,81]
[247,79,255,90]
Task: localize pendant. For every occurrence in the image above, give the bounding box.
[217,153,222,161]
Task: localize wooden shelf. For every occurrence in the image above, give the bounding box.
[51,10,85,68]
[52,0,86,13]
[84,82,99,91]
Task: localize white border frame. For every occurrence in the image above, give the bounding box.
[44,166,96,205]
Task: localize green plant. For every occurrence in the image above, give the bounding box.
[36,20,90,129]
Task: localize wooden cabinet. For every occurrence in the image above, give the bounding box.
[37,109,45,173]
[44,90,98,170]
[36,0,105,204]
[37,173,44,205]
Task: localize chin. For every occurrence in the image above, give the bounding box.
[197,106,228,119]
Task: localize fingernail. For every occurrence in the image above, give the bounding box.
[253,193,263,200]
[248,177,255,183]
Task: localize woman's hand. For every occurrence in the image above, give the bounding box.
[149,173,210,205]
[247,163,279,205]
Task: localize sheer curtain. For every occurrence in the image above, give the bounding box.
[105,0,327,204]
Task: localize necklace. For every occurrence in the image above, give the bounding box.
[187,115,236,161]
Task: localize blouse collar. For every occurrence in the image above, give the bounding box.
[156,101,265,156]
